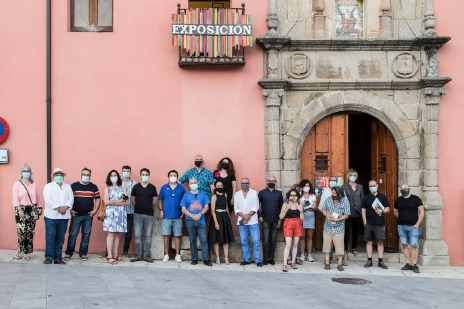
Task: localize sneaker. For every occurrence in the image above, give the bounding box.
[256,262,263,267]
[54,259,66,265]
[144,257,154,263]
[203,261,212,266]
[364,260,373,268]
[337,265,344,271]
[162,255,170,263]
[307,254,315,263]
[191,260,198,265]
[80,256,88,261]
[64,255,72,261]
[269,260,275,265]
[296,257,303,265]
[240,261,251,266]
[401,263,412,271]
[411,265,420,273]
[130,257,143,263]
[43,258,53,265]
[175,254,182,263]
[378,261,389,269]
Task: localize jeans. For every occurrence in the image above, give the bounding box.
[238,224,262,263]
[134,214,154,258]
[65,215,92,257]
[185,220,209,262]
[123,214,134,254]
[45,217,69,261]
[398,225,421,248]
[262,220,278,263]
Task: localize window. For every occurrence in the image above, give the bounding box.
[188,0,230,9]
[71,0,113,32]
[335,0,364,39]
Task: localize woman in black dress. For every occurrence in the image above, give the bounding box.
[213,157,237,212]
[210,181,234,264]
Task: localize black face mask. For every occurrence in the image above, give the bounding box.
[194,161,203,168]
[221,163,230,170]
[216,188,225,194]
[267,183,276,189]
[400,190,410,197]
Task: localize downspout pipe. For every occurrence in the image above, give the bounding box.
[46,0,52,182]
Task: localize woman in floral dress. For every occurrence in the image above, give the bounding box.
[103,170,127,264]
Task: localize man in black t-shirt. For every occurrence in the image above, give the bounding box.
[130,168,158,263]
[361,180,390,269]
[394,184,424,273]
[65,167,100,261]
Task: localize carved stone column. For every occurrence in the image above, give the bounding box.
[263,89,284,184]
[424,0,437,37]
[379,0,393,39]
[266,0,280,36]
[312,0,326,39]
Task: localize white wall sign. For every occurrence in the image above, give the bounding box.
[172,24,252,36]
[0,149,8,164]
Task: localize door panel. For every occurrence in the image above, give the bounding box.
[301,114,348,250]
[371,121,399,251]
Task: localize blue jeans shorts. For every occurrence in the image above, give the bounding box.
[161,219,182,237]
[398,225,421,248]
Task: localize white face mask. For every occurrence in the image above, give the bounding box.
[81,175,90,184]
[303,186,310,193]
[329,181,337,188]
[349,175,357,182]
[141,175,150,183]
[21,172,31,180]
[169,176,177,183]
[190,183,199,192]
[122,171,130,179]
[110,176,118,184]
[369,186,378,194]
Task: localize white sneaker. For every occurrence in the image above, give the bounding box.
[308,254,315,262]
[162,255,169,262]
[175,254,182,263]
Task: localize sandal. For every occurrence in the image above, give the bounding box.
[291,263,298,270]
[282,265,289,272]
[106,257,116,264]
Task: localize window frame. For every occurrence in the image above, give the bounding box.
[70,0,114,33]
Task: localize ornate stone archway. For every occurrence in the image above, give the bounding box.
[258,0,450,265]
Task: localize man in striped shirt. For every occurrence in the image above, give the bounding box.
[64,167,100,261]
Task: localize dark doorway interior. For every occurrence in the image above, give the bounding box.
[348,113,372,193]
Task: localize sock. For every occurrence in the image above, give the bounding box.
[368,257,372,261]
[379,258,383,263]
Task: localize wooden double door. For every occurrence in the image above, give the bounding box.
[301,113,399,252]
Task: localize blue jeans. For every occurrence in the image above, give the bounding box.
[398,225,421,248]
[238,224,262,263]
[45,217,69,261]
[65,215,92,257]
[134,214,154,258]
[185,220,209,262]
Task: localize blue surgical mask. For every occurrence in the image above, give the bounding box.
[369,186,378,194]
[190,183,199,191]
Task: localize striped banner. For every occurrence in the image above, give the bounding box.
[172,8,253,58]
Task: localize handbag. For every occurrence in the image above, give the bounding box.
[19,181,42,221]
[96,197,107,222]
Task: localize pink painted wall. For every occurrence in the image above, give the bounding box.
[436,1,464,266]
[0,0,267,254]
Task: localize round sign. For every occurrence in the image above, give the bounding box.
[0,116,10,145]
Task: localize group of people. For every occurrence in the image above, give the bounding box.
[11,156,425,273]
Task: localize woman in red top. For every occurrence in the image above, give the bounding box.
[279,189,304,272]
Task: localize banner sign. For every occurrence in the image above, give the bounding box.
[172,24,252,36]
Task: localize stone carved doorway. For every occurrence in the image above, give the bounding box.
[301,112,399,252]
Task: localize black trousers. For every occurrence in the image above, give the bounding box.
[262,221,279,263]
[345,216,363,251]
[123,214,134,254]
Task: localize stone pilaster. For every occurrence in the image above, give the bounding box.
[379,0,393,39]
[263,89,284,184]
[312,0,326,39]
[266,0,280,36]
[424,0,437,38]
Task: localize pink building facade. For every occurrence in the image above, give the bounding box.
[0,0,463,265]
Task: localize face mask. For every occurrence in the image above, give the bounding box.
[190,183,199,191]
[369,186,378,194]
[110,176,118,184]
[141,175,150,183]
[221,162,230,170]
[216,188,224,194]
[169,176,178,183]
[21,172,31,180]
[267,183,276,190]
[241,184,250,191]
[349,175,357,182]
[122,171,130,179]
[329,181,337,188]
[81,175,90,184]
[194,161,203,168]
[54,175,64,185]
[303,186,310,193]
[401,190,410,197]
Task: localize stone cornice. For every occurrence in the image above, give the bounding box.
[258,78,452,91]
[256,36,451,51]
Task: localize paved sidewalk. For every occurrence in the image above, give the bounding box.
[1,249,463,280]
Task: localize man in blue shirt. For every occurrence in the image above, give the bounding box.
[181,177,211,266]
[179,155,215,199]
[159,170,185,263]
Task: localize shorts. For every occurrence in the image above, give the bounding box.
[398,225,420,248]
[364,224,386,242]
[283,218,304,238]
[161,219,182,237]
[322,232,344,256]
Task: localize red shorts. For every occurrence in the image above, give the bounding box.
[283,218,304,238]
